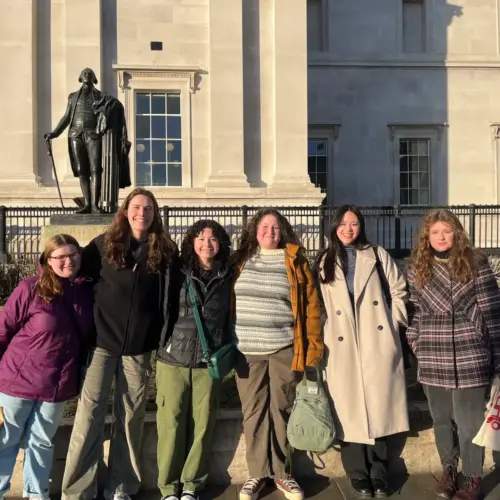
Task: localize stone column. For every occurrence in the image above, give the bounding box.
[206,0,250,191]
[0,0,37,185]
[268,0,322,199]
[51,0,102,181]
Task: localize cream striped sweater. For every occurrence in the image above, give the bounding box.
[234,248,294,355]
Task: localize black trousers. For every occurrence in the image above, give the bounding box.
[423,384,486,477]
[70,134,102,177]
[340,438,388,480]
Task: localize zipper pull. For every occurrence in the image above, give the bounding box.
[133,263,138,272]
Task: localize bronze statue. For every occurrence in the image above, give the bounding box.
[45,68,131,214]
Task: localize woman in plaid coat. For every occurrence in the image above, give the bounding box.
[407,209,500,500]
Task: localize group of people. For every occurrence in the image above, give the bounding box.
[0,188,499,500]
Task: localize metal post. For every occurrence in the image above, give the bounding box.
[242,205,248,229]
[162,206,170,230]
[394,205,401,255]
[469,204,476,247]
[0,206,7,264]
[319,205,325,252]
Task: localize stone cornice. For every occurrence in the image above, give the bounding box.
[112,64,208,94]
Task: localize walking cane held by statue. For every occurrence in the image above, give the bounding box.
[44,136,65,209]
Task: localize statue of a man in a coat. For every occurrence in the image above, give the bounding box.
[44,67,131,214]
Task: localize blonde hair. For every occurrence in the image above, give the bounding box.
[410,208,477,289]
[35,234,81,303]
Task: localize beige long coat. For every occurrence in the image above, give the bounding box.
[318,246,409,445]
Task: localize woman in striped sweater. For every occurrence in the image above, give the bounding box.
[232,208,323,500]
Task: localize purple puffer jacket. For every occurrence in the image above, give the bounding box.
[0,275,94,403]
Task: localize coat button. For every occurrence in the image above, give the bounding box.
[338,336,344,341]
[373,301,378,306]
[377,325,383,330]
[336,310,342,315]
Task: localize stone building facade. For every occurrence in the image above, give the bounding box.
[0,0,322,208]
[308,0,500,206]
[1,0,498,208]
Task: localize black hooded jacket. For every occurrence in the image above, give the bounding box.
[156,261,233,368]
[83,234,178,355]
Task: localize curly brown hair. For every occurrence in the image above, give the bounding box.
[411,208,478,289]
[232,208,302,266]
[181,219,231,270]
[103,188,177,271]
[36,234,81,303]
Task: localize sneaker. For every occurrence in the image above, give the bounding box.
[274,478,304,500]
[181,492,198,500]
[113,494,132,500]
[239,477,266,500]
[161,496,179,500]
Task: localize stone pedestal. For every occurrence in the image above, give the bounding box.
[40,214,113,250]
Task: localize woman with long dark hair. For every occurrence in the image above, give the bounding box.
[0,234,93,500]
[155,219,233,500]
[407,209,500,500]
[232,208,323,500]
[316,205,408,498]
[62,188,178,500]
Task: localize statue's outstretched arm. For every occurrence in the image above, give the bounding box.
[47,97,72,138]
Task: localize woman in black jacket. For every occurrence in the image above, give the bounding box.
[62,188,178,500]
[156,219,233,500]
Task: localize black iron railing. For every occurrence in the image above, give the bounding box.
[2,204,500,265]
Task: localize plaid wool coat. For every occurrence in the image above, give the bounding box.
[407,254,500,389]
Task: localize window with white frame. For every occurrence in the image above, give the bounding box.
[402,0,425,53]
[135,92,182,187]
[399,138,430,205]
[308,139,328,193]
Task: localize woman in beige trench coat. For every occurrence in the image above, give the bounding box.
[316,205,409,499]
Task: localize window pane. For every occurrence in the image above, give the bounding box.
[316,156,327,173]
[168,163,182,186]
[316,140,327,156]
[308,156,316,175]
[135,140,150,163]
[419,172,429,189]
[409,140,420,154]
[152,94,166,114]
[167,141,182,163]
[136,93,150,115]
[136,163,151,186]
[167,116,181,139]
[136,116,150,139]
[409,156,419,172]
[308,140,318,156]
[400,190,409,205]
[400,156,409,172]
[418,140,429,155]
[152,164,167,186]
[409,190,419,204]
[419,156,429,172]
[399,140,408,155]
[420,189,430,204]
[152,140,167,163]
[400,173,408,189]
[167,94,181,114]
[152,116,166,138]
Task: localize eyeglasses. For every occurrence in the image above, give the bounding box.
[48,252,80,261]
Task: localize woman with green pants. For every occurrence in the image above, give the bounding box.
[155,220,233,500]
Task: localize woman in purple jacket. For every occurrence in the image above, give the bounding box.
[0,234,94,500]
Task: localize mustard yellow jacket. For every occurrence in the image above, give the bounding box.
[233,243,323,371]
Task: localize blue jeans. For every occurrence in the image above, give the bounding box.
[0,392,65,499]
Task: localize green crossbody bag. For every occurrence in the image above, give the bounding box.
[188,280,236,380]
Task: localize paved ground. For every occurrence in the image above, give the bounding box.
[15,472,500,500]
[6,473,500,500]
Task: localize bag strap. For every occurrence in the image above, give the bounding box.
[373,246,392,309]
[187,279,211,362]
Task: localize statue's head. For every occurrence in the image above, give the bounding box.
[78,68,98,87]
